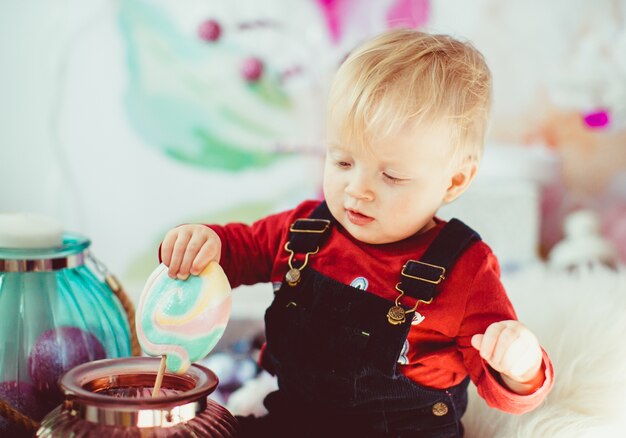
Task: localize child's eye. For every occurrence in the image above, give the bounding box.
[383,173,406,184]
[336,161,351,168]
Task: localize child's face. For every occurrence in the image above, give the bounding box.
[323,121,458,244]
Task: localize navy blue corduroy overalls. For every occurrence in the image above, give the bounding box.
[237,202,480,437]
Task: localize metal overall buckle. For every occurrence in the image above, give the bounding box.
[386,260,445,325]
[283,242,319,287]
[289,218,331,234]
[283,218,330,287]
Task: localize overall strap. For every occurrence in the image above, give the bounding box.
[283,202,333,286]
[287,201,333,253]
[398,219,481,304]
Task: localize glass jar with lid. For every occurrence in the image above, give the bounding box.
[0,213,136,436]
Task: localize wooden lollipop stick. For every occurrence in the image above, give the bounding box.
[152,355,167,398]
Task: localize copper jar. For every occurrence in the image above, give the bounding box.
[37,357,238,437]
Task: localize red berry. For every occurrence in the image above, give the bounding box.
[198,19,221,42]
[241,57,264,82]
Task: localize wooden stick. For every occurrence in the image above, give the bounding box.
[152,355,167,398]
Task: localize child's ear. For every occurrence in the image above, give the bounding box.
[443,161,478,203]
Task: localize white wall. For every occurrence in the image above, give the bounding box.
[0,0,323,313]
[2,0,621,317]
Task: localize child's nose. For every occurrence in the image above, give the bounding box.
[345,175,374,201]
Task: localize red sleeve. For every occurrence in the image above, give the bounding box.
[456,251,555,414]
[204,200,321,288]
[156,201,321,288]
[207,209,292,288]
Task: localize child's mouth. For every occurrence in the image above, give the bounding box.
[346,209,374,226]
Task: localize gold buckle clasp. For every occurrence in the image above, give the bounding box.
[401,260,446,284]
[283,242,319,286]
[289,218,331,234]
[387,261,443,325]
[387,283,433,325]
[394,282,433,309]
[284,242,319,268]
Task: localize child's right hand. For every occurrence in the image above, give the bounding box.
[160,225,222,280]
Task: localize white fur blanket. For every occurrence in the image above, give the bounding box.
[463,264,626,438]
[227,264,626,437]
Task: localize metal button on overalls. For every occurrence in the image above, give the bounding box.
[432,402,449,417]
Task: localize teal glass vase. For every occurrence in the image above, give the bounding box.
[0,232,133,436]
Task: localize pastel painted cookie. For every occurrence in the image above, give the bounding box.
[136,262,232,374]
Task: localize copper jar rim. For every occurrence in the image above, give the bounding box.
[60,357,219,410]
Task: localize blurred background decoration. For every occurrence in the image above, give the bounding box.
[1,0,625,331]
[2,0,625,317]
[0,0,434,310]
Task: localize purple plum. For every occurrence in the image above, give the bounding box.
[0,380,42,437]
[28,326,106,404]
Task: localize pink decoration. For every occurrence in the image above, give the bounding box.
[237,20,278,30]
[198,19,222,42]
[317,0,431,45]
[386,0,430,29]
[316,0,343,44]
[279,65,303,82]
[241,57,264,82]
[582,109,610,129]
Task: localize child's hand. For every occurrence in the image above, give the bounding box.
[471,320,544,394]
[160,225,221,280]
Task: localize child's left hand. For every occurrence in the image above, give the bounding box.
[471,320,544,394]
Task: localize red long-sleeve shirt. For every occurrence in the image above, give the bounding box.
[208,200,554,414]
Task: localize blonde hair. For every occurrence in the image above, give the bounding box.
[328,28,492,164]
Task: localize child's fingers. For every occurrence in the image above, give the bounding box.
[490,325,521,369]
[475,322,505,362]
[470,334,483,351]
[168,230,192,278]
[190,241,220,275]
[176,234,205,280]
[472,321,544,385]
[502,338,529,378]
[160,229,180,267]
[504,330,542,380]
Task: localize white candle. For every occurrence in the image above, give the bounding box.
[0,213,63,248]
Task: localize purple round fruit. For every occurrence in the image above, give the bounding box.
[28,326,106,401]
[0,380,42,436]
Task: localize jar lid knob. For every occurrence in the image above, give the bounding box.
[0,213,63,248]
